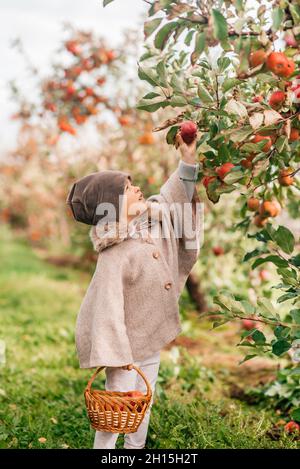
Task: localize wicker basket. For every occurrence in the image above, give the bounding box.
[84,365,152,434]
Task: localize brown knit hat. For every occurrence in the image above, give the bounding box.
[66,170,131,226]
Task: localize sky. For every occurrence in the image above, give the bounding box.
[0,0,148,154]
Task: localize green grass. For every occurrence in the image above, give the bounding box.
[0,225,298,449]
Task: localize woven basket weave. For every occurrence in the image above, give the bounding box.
[84,365,152,434]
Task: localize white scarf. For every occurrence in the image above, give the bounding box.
[89,201,162,253]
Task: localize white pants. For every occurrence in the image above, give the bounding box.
[93,350,161,449]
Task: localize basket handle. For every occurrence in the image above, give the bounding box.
[85,364,152,398]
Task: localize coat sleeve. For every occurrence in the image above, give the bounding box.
[146,159,203,292]
[75,254,134,368]
[178,160,200,202]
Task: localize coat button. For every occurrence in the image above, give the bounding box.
[164,282,172,290]
[152,251,159,259]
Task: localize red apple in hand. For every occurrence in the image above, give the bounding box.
[179,121,198,145]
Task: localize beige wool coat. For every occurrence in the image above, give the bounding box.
[74,163,202,368]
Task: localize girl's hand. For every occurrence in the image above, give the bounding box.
[175,130,199,165]
[121,364,133,370]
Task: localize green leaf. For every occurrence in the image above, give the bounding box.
[290,4,300,24]
[257,297,278,320]
[291,408,300,423]
[240,300,256,315]
[233,17,247,34]
[142,92,161,100]
[169,95,187,107]
[154,21,178,50]
[166,125,180,145]
[243,249,263,262]
[291,254,300,267]
[205,175,221,203]
[170,74,185,94]
[197,85,214,103]
[272,339,291,356]
[212,319,230,328]
[144,18,163,39]
[272,8,284,31]
[191,31,206,65]
[291,309,300,325]
[252,255,289,269]
[223,169,244,185]
[222,78,241,93]
[235,0,244,13]
[239,354,258,365]
[213,293,233,311]
[251,329,266,345]
[139,51,154,62]
[274,325,290,339]
[275,135,288,153]
[212,9,228,41]
[156,60,168,88]
[206,187,220,203]
[248,228,272,243]
[184,30,196,46]
[277,292,298,303]
[215,183,236,195]
[136,97,168,112]
[198,59,212,70]
[217,56,231,72]
[138,66,159,87]
[227,126,253,143]
[276,268,298,287]
[241,143,263,153]
[218,143,230,160]
[273,226,295,254]
[103,0,114,6]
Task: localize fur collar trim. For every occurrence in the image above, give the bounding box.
[89,201,163,253]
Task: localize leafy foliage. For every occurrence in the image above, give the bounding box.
[104,0,300,418]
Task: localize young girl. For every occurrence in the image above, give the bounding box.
[66,132,202,449]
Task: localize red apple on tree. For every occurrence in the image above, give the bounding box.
[216,162,235,180]
[278,168,294,186]
[202,175,216,188]
[213,246,225,256]
[242,319,257,331]
[269,91,285,109]
[252,134,272,152]
[284,33,298,47]
[249,49,267,68]
[289,128,300,142]
[247,197,260,211]
[266,52,295,78]
[259,201,279,218]
[259,269,271,282]
[252,95,263,103]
